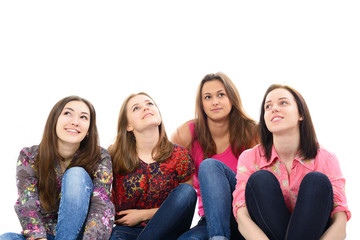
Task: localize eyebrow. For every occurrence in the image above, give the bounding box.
[203,89,226,95]
[265,97,289,104]
[130,100,153,109]
[64,107,89,115]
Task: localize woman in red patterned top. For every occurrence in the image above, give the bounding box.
[109,92,196,240]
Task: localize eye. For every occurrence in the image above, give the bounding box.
[204,95,211,100]
[132,106,139,112]
[147,102,154,106]
[64,111,71,116]
[280,101,288,106]
[218,93,225,97]
[80,115,88,120]
[264,104,271,110]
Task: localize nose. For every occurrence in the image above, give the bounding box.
[71,117,79,126]
[212,98,219,106]
[272,104,280,113]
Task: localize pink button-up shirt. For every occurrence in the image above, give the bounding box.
[232,144,351,221]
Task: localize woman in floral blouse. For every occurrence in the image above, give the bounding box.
[109,92,196,240]
[233,84,351,239]
[0,96,114,240]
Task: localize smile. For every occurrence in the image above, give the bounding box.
[66,128,80,133]
[271,116,284,122]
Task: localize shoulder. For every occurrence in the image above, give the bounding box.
[315,145,340,165]
[238,145,263,163]
[18,145,39,165]
[97,147,112,166]
[171,120,194,148]
[170,144,192,160]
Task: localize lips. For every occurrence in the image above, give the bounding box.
[211,108,222,112]
[271,116,284,122]
[66,128,80,133]
[142,113,153,119]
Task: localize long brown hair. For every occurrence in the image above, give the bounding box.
[36,95,100,212]
[110,92,174,174]
[193,72,258,158]
[259,84,318,161]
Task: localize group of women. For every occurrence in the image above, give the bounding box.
[0,72,350,240]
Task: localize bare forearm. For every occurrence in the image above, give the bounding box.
[237,207,269,240]
[320,212,347,240]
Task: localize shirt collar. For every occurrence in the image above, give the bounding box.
[259,145,315,170]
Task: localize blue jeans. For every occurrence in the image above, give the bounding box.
[246,170,333,240]
[178,159,244,240]
[110,183,197,240]
[0,167,93,240]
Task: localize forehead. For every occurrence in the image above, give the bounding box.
[63,100,90,114]
[127,94,153,108]
[265,88,295,102]
[202,80,225,94]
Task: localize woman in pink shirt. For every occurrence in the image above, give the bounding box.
[172,72,258,240]
[233,84,350,240]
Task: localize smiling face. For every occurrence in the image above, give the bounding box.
[201,80,232,122]
[56,100,90,148]
[126,94,162,133]
[264,88,303,135]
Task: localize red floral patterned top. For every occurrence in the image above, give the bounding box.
[111,144,195,225]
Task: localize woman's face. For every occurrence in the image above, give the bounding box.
[126,94,161,133]
[201,80,232,122]
[56,100,91,147]
[264,88,303,135]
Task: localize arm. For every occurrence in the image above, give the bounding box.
[14,147,48,240]
[236,207,269,240]
[320,211,347,240]
[82,148,115,240]
[171,121,193,149]
[115,208,159,226]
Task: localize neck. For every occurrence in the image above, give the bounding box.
[57,140,79,162]
[133,127,160,162]
[273,130,300,162]
[207,117,230,139]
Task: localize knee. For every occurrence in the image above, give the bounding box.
[173,183,197,205]
[301,172,332,193]
[248,170,277,187]
[62,167,93,199]
[199,158,223,177]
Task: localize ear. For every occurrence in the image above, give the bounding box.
[299,115,304,121]
[127,124,134,132]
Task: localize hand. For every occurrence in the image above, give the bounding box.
[114,209,145,227]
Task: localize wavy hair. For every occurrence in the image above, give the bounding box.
[193,72,258,158]
[110,92,173,174]
[36,95,100,212]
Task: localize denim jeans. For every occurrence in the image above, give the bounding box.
[110,183,197,240]
[178,159,243,240]
[0,167,93,240]
[245,170,333,240]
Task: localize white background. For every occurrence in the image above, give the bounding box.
[0,1,359,238]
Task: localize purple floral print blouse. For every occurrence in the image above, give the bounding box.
[14,145,115,240]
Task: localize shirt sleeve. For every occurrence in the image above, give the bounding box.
[14,147,47,240]
[175,146,195,183]
[83,148,115,240]
[232,148,259,219]
[318,149,351,220]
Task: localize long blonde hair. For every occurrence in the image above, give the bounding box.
[110,92,173,174]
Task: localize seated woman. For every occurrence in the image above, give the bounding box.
[109,92,197,240]
[233,84,351,240]
[0,96,114,240]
